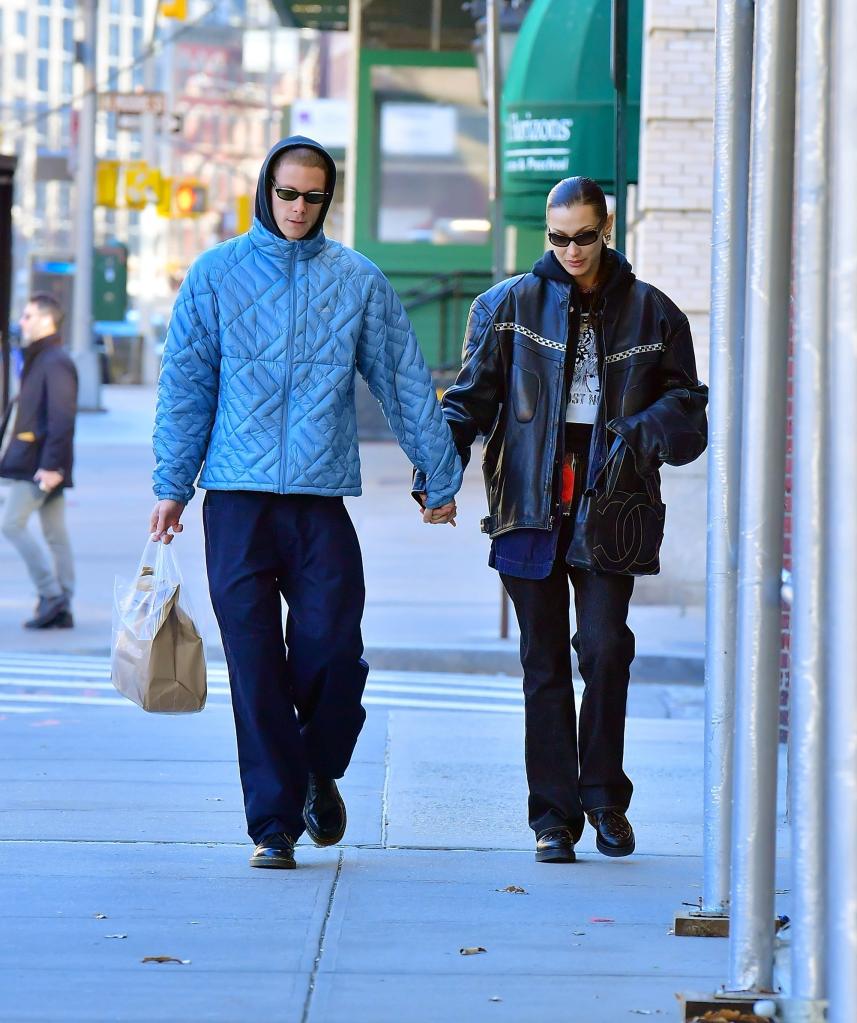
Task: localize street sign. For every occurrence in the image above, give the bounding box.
[116,111,183,134]
[99,91,166,116]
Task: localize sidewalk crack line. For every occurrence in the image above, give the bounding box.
[301,848,344,1023]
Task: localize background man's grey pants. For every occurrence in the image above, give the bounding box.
[0,481,74,600]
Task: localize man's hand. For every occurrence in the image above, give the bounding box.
[422,500,457,527]
[150,499,185,544]
[34,469,64,493]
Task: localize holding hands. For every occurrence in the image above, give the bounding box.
[418,494,457,527]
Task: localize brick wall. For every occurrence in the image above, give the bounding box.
[630,0,715,605]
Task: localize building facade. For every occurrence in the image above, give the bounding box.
[630,0,715,606]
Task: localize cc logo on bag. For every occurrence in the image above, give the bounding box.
[593,490,665,574]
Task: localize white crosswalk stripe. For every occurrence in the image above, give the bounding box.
[0,652,527,716]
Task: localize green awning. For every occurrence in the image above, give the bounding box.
[501,0,643,227]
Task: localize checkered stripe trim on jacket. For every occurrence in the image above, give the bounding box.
[494,322,566,352]
[604,343,666,364]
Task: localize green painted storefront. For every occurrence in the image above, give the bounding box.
[345,0,644,369]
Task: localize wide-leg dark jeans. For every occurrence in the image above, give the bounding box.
[203,491,369,844]
[501,517,635,838]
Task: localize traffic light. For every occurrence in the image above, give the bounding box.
[160,0,187,19]
[174,180,207,216]
[95,160,119,207]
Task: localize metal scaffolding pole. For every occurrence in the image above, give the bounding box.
[728,0,797,995]
[702,0,754,919]
[825,0,857,1018]
[70,0,102,410]
[789,0,830,1012]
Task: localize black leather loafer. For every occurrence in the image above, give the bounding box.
[586,807,635,857]
[535,826,577,863]
[249,832,296,869]
[303,774,347,847]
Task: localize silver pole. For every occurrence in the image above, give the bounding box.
[728,0,797,994]
[70,0,102,410]
[790,0,830,1004]
[702,0,754,917]
[487,0,511,639]
[826,0,857,1017]
[486,0,504,283]
[139,0,161,386]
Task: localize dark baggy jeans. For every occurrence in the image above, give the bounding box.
[203,491,368,844]
[501,517,635,838]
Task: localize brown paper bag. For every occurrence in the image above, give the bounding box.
[111,556,207,714]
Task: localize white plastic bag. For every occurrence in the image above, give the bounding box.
[111,539,207,713]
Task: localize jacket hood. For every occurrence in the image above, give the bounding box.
[254,135,337,241]
[532,247,635,302]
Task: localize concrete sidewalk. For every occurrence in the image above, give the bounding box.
[0,684,791,1022]
[0,385,705,682]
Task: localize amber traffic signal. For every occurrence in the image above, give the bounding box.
[174,180,207,216]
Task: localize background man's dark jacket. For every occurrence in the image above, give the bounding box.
[0,334,78,489]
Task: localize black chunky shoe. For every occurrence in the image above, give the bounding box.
[24,595,70,629]
[535,826,577,863]
[586,807,635,857]
[303,774,347,847]
[249,832,296,869]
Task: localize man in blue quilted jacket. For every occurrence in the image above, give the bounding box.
[149,136,461,869]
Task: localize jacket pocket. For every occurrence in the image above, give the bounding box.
[511,365,540,424]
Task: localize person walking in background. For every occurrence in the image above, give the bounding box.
[150,136,461,871]
[0,293,77,630]
[427,176,708,864]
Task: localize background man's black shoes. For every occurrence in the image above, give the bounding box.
[24,595,72,629]
[249,832,296,869]
[303,774,347,847]
[586,807,636,857]
[535,827,577,863]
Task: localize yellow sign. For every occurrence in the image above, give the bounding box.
[236,195,252,234]
[95,160,120,207]
[160,0,187,19]
[124,162,162,209]
[157,177,173,217]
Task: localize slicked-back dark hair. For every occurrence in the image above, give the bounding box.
[546,176,608,224]
[28,292,64,330]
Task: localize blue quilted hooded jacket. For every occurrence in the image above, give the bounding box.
[153,136,462,507]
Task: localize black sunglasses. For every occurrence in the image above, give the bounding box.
[547,226,603,248]
[273,186,329,205]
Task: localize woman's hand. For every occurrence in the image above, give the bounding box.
[422,501,457,527]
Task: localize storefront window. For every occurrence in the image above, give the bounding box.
[371,65,489,246]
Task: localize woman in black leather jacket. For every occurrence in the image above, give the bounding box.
[436,177,708,864]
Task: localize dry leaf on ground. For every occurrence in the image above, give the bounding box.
[459,947,487,956]
[141,956,190,965]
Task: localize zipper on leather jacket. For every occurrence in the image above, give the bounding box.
[542,295,571,528]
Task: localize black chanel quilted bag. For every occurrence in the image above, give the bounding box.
[566,440,666,576]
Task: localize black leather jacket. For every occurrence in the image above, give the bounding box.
[435,250,708,569]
